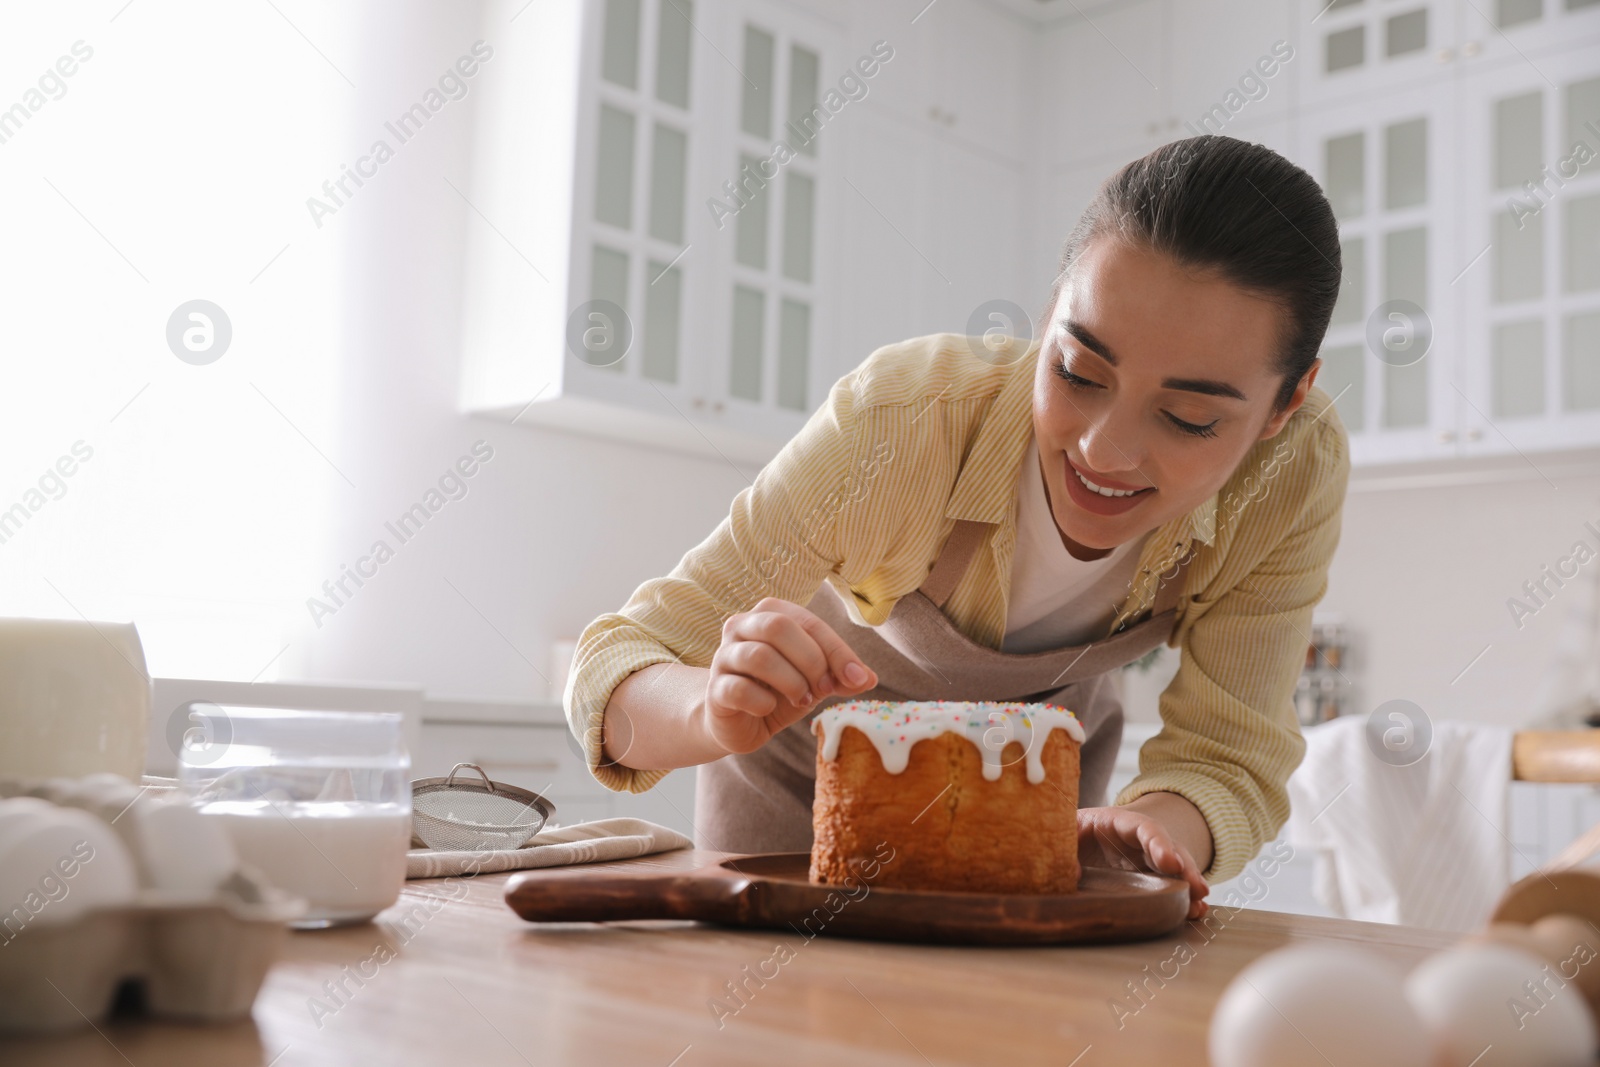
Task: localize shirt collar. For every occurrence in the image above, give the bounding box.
[942,335,1218,546]
[942,338,1038,526]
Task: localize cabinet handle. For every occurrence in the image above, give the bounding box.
[1436,47,1454,63]
[712,400,724,413]
[1462,40,1481,58]
[1465,427,1483,442]
[1437,429,1457,443]
[690,396,704,409]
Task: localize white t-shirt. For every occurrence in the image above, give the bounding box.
[1000,435,1149,654]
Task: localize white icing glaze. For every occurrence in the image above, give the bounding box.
[811,700,1084,785]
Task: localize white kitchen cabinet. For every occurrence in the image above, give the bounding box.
[1040,0,1167,171]
[837,108,933,359]
[461,0,843,466]
[919,138,1032,336]
[1453,47,1600,458]
[1287,0,1600,464]
[1165,0,1296,137]
[460,0,1597,472]
[1298,84,1464,464]
[1030,159,1109,305]
[1295,0,1463,110]
[1462,0,1600,67]
[696,1,845,447]
[923,0,1032,165]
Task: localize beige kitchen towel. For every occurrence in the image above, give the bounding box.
[406,816,694,879]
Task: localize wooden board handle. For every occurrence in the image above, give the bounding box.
[503,866,748,924]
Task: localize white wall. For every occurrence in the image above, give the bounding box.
[1326,457,1600,729]
[297,0,765,701]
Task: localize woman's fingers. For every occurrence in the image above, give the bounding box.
[723,603,827,700]
[1078,807,1210,920]
[725,599,878,704]
[705,598,878,754]
[1133,818,1210,919]
[757,597,879,695]
[717,638,813,710]
[707,671,778,717]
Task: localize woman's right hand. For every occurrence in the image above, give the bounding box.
[703,597,879,755]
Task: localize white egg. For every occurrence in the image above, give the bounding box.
[0,806,138,928]
[1209,944,1431,1067]
[1405,943,1596,1067]
[72,773,142,808]
[0,795,58,825]
[22,777,80,803]
[0,796,64,855]
[129,795,238,899]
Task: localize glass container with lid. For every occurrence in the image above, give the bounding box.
[178,704,411,928]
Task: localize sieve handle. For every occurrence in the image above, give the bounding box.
[504,866,749,924]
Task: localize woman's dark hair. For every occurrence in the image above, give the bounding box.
[1043,135,1341,412]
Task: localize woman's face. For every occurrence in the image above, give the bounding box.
[1031,235,1319,557]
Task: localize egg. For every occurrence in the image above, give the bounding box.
[21,777,80,803]
[1405,943,1596,1066]
[1527,914,1600,1015]
[1209,944,1431,1067]
[0,805,138,927]
[0,795,57,824]
[0,797,61,855]
[128,795,238,900]
[72,773,142,810]
[1472,921,1569,964]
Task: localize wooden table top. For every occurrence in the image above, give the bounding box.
[0,848,1461,1066]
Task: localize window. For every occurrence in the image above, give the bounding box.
[0,4,344,679]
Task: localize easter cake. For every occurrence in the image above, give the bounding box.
[809,700,1084,894]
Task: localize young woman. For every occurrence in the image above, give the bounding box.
[566,135,1349,920]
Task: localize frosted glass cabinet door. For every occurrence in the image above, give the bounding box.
[701,0,841,447]
[1455,49,1600,457]
[1297,88,1462,463]
[1466,0,1600,66]
[561,0,717,430]
[1296,0,1463,109]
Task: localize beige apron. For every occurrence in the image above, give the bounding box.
[693,517,1191,854]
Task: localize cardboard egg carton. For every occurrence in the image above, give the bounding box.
[0,775,305,1035]
[0,868,303,1033]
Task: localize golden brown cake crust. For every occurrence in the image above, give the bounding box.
[810,721,1081,894]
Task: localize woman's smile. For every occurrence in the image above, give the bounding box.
[1060,453,1155,517]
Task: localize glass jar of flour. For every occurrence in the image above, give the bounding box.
[178,705,411,928]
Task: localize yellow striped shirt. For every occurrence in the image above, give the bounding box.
[566,332,1351,882]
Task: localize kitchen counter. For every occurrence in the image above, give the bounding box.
[0,848,1459,1066]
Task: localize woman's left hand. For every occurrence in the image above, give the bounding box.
[1077,805,1210,920]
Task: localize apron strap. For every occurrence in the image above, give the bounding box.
[917,519,990,608]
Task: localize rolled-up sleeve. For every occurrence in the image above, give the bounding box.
[1114,410,1351,883]
[565,372,876,793]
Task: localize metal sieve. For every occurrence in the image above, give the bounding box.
[410,763,556,851]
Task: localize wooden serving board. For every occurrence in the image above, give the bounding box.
[503,852,1189,945]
